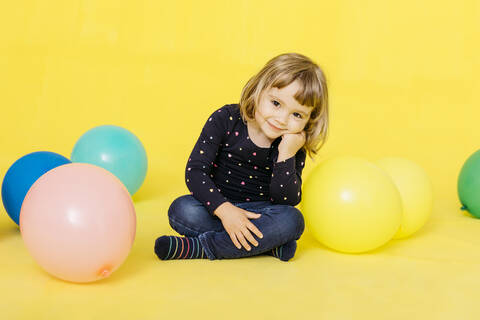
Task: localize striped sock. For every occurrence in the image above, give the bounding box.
[154,236,207,260]
[264,240,297,261]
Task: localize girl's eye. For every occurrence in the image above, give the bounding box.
[271,100,280,107]
[293,113,303,119]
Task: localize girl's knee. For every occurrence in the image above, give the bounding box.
[167,195,221,236]
[278,206,305,241]
[168,195,190,218]
[260,205,304,240]
[168,195,203,224]
[290,207,305,240]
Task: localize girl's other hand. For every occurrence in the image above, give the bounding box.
[213,202,263,251]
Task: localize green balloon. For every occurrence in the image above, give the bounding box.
[71,125,147,196]
[458,149,480,218]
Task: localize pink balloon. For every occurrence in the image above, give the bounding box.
[20,163,136,283]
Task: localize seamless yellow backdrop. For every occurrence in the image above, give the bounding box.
[1,1,480,319]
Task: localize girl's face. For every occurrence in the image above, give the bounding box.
[254,80,312,142]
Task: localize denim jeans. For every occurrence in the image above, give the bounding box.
[167,195,305,260]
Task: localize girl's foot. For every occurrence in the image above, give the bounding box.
[154,235,207,260]
[264,240,297,261]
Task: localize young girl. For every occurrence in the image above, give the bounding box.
[155,52,328,261]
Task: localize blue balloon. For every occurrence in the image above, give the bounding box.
[1,151,71,225]
[71,125,147,195]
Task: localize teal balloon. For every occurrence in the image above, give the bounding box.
[458,149,480,218]
[71,125,147,195]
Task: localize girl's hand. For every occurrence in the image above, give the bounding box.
[277,131,306,161]
[213,202,263,251]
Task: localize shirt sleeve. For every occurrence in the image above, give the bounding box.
[269,149,306,206]
[185,107,229,215]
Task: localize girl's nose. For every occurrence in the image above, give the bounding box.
[277,111,288,126]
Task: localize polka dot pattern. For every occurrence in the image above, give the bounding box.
[185,104,307,215]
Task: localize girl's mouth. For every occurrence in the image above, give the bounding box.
[268,121,283,131]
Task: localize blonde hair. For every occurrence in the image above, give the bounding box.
[239,53,329,159]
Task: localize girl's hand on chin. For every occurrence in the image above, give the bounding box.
[278,131,306,159]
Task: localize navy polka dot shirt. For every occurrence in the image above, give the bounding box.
[185,104,306,215]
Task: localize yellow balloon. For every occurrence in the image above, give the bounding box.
[375,157,433,239]
[302,156,402,253]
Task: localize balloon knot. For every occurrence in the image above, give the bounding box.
[461,205,467,210]
[97,265,112,278]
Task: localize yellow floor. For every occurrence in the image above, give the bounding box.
[1,157,480,319]
[1,0,479,318]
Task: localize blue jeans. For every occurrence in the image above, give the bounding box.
[167,195,305,260]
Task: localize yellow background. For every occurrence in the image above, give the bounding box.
[1,0,480,319]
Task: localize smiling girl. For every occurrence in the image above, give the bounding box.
[155,53,329,261]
